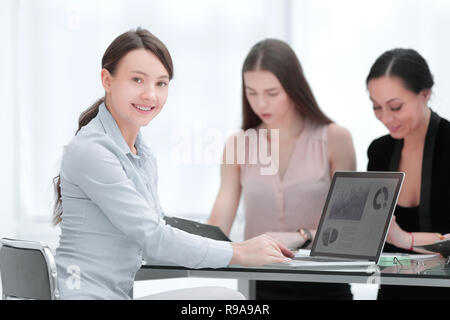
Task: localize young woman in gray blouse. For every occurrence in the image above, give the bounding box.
[53,27,293,300]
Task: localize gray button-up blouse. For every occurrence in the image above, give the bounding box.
[55,103,232,299]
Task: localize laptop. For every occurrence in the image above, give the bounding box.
[285,171,404,268]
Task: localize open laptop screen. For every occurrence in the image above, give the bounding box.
[311,171,404,261]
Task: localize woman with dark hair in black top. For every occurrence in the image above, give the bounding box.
[366,48,450,299]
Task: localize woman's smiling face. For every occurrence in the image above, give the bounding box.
[367,76,431,139]
[101,48,170,132]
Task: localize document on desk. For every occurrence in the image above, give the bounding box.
[378,253,438,267]
[380,253,438,260]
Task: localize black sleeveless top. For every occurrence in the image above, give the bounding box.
[367,110,450,299]
[367,110,450,237]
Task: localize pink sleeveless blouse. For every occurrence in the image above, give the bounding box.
[240,120,331,240]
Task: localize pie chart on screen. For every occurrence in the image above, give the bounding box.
[322,227,338,246]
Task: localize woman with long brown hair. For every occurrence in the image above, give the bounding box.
[208,39,356,299]
[53,28,293,300]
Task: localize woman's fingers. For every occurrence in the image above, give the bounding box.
[269,256,292,264]
[276,240,295,258]
[264,234,294,258]
[231,234,294,267]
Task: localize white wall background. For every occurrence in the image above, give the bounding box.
[1,0,450,299]
[290,0,450,177]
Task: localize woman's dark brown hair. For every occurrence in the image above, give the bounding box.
[366,48,434,93]
[241,39,332,130]
[52,27,173,225]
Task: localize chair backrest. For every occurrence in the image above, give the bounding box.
[0,238,60,300]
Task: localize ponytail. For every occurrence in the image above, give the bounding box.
[52,97,104,225]
[76,97,104,134]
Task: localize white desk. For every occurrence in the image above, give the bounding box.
[136,256,450,299]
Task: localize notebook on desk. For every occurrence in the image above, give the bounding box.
[285,171,404,268]
[163,216,231,242]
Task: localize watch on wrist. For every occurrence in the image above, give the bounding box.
[298,228,312,249]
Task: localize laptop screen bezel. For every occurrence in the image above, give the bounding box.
[309,171,404,262]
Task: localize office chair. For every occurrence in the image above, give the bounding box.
[0,238,60,300]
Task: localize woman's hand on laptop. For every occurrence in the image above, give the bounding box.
[229,234,294,267]
[264,230,317,250]
[264,232,306,249]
